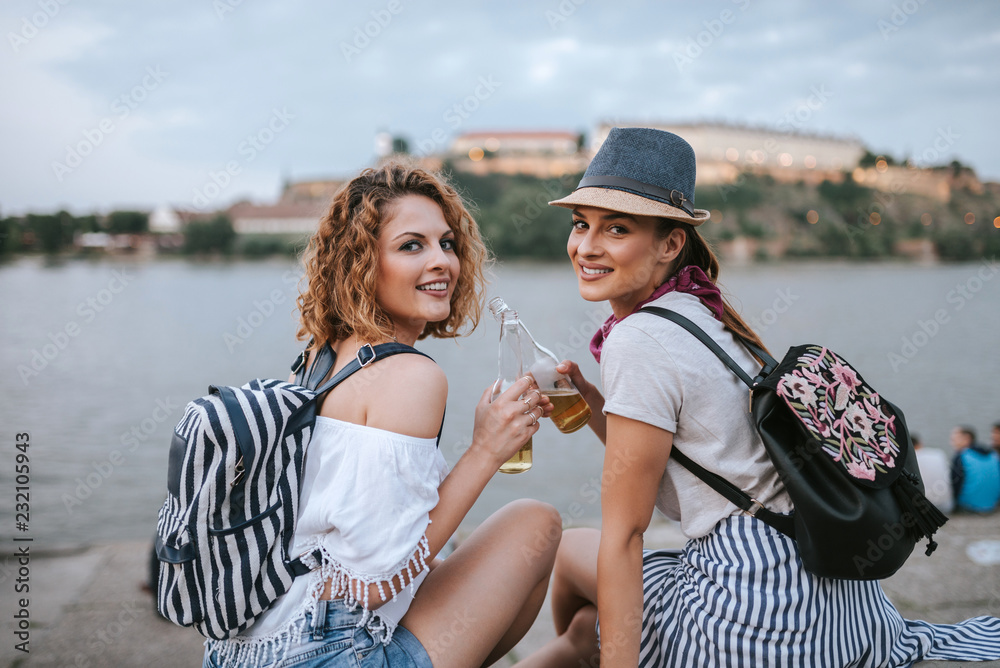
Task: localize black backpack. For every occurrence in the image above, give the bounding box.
[641,306,948,581]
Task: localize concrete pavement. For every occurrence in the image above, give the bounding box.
[2,512,997,667]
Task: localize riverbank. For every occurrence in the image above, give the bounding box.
[3,512,998,667]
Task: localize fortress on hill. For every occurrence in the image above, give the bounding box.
[147,121,983,243]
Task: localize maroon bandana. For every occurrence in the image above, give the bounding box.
[590,265,724,363]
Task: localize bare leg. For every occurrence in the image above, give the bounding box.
[512,604,598,668]
[400,499,562,668]
[514,528,601,668]
[551,528,599,633]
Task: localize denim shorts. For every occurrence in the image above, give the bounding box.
[203,599,432,668]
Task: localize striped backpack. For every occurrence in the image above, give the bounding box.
[154,342,426,640]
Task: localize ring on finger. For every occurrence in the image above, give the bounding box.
[530,389,542,401]
[521,396,532,407]
[528,411,538,426]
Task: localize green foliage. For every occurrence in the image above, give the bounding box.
[738,214,768,240]
[447,170,582,259]
[0,169,995,264]
[696,172,763,211]
[935,229,977,261]
[183,215,235,255]
[236,235,306,258]
[391,136,410,155]
[817,177,871,209]
[25,213,72,253]
[106,210,148,234]
[858,150,899,167]
[77,214,101,233]
[0,217,23,255]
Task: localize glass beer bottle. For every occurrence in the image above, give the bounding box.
[490,301,532,474]
[488,297,592,435]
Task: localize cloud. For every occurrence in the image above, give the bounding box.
[0,0,998,214]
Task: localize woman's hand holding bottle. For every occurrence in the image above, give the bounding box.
[555,360,607,444]
[471,376,552,469]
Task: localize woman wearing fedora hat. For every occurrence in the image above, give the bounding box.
[516,128,1000,667]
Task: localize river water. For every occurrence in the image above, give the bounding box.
[1,256,998,549]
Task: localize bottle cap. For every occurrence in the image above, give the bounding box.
[488,296,510,320]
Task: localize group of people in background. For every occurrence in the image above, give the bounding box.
[914,422,1000,514]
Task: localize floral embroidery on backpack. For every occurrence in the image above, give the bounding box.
[775,346,900,482]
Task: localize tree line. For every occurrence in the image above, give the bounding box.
[2,166,996,262]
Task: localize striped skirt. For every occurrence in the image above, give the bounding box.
[632,515,1000,667]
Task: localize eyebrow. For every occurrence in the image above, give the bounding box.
[571,209,637,223]
[391,230,456,242]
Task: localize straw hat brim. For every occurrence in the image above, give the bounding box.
[549,187,710,226]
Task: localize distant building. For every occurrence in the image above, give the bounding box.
[592,121,866,185]
[226,200,325,236]
[447,130,588,177]
[852,164,983,202]
[280,179,345,206]
[149,205,182,234]
[220,178,345,235]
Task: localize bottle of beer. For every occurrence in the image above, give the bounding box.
[490,299,532,474]
[488,297,592,435]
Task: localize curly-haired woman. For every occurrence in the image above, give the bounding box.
[203,161,561,668]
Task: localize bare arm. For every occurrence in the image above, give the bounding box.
[556,360,607,444]
[424,375,547,557]
[597,413,673,668]
[361,376,547,606]
[322,362,546,610]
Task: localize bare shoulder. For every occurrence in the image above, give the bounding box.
[362,353,448,439]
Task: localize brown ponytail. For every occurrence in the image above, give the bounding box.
[657,219,771,361]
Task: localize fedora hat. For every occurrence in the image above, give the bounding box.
[550,127,710,225]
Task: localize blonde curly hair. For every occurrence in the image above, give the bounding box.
[296,161,489,347]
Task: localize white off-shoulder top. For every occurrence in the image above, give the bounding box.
[208,414,450,666]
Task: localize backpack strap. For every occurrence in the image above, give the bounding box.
[221,342,439,578]
[312,342,432,396]
[669,448,795,538]
[332,343,445,447]
[639,306,778,385]
[637,306,794,539]
[290,340,336,390]
[216,343,436,509]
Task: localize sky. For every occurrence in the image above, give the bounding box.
[1,0,998,216]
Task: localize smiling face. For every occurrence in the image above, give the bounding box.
[566,205,685,317]
[375,194,461,343]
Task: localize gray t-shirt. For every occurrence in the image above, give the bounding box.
[601,291,793,539]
